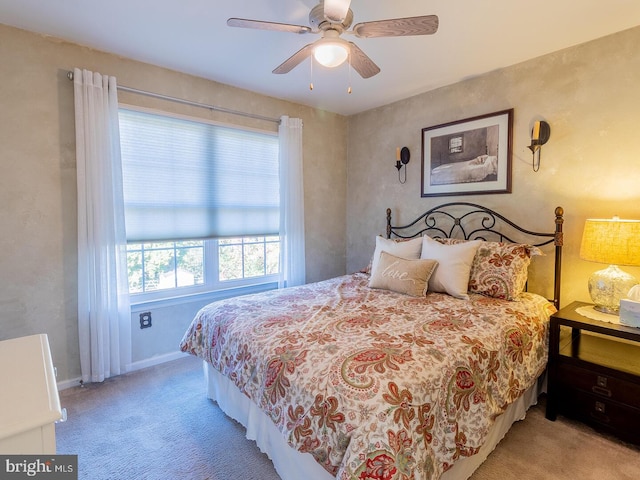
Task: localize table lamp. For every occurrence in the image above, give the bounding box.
[580,217,640,314]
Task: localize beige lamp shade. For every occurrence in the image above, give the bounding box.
[580,218,640,266]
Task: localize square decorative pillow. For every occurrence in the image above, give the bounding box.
[469,242,541,300]
[420,236,481,299]
[368,235,423,277]
[369,251,438,297]
[436,238,542,300]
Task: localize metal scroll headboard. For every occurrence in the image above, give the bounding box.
[386,202,564,308]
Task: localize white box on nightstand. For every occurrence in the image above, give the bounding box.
[620,299,640,328]
[0,334,63,454]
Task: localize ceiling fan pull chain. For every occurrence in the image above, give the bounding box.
[309,57,314,91]
[347,53,352,94]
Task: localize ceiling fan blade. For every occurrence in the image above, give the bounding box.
[353,15,439,38]
[324,0,352,23]
[227,18,311,34]
[273,44,315,74]
[348,42,380,79]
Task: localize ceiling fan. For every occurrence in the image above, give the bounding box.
[227,0,439,79]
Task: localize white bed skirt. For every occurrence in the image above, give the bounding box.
[204,361,542,480]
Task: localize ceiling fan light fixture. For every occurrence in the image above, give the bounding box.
[313,40,349,68]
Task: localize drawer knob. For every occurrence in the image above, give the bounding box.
[591,401,610,424]
[596,375,608,388]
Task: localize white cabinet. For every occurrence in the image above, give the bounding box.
[0,334,63,454]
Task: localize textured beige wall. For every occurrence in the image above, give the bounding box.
[4,21,640,384]
[0,24,347,382]
[347,26,640,308]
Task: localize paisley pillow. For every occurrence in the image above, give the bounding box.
[436,238,542,300]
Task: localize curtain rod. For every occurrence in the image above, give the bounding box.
[67,71,281,124]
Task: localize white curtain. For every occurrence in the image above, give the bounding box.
[278,116,306,288]
[73,68,131,383]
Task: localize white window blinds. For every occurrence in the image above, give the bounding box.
[119,109,279,242]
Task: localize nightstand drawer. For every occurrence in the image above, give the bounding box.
[556,362,640,408]
[547,301,640,445]
[558,387,640,444]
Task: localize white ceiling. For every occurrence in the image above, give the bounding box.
[2,0,640,116]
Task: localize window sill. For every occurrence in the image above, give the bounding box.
[129,281,278,312]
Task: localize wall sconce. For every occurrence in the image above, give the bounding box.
[527,120,550,172]
[395,146,410,183]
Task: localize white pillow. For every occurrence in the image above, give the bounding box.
[420,236,481,299]
[370,236,423,278]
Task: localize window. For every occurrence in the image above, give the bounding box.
[218,236,280,281]
[449,135,463,154]
[126,236,279,297]
[119,108,280,302]
[126,240,204,294]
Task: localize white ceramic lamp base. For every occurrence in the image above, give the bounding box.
[588,265,638,315]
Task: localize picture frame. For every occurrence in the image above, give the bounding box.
[421,109,513,197]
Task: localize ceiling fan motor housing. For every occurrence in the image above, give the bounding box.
[309,3,353,32]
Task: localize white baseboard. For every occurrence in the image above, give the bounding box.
[57,376,82,391]
[128,351,189,373]
[57,351,189,391]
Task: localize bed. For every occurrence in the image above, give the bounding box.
[430,155,498,185]
[180,202,565,480]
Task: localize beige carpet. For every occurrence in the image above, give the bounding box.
[56,355,640,480]
[472,396,640,480]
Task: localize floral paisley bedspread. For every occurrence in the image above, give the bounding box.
[180,273,555,480]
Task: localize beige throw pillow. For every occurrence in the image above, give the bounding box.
[421,236,481,299]
[369,235,423,277]
[369,251,438,297]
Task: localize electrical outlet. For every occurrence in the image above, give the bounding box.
[139,312,152,329]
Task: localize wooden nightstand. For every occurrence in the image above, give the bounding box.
[546,301,640,445]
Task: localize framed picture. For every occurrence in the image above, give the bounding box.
[421,109,513,197]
